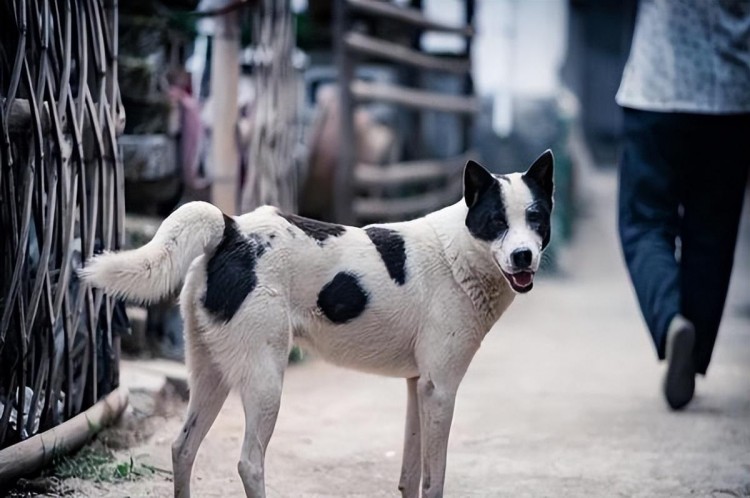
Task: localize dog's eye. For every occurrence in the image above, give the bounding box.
[492,218,508,231]
[527,210,543,225]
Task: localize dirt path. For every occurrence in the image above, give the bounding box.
[71,169,750,497]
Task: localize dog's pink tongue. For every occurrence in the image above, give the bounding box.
[512,272,533,287]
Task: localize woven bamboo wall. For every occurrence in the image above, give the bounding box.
[0,0,125,450]
[240,0,302,214]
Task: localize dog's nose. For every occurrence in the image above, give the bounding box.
[511,248,533,269]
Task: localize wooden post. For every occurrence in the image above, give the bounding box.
[462,0,475,152]
[210,10,240,215]
[334,0,355,225]
[407,0,423,160]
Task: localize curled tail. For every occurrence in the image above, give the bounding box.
[80,201,227,303]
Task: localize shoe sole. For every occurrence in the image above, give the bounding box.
[664,323,695,410]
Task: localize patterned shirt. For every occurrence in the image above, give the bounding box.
[616,0,750,114]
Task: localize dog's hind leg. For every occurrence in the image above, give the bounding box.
[237,372,284,498]
[236,317,291,497]
[398,377,421,498]
[172,261,230,498]
[172,348,229,498]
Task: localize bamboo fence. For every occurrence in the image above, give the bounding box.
[0,0,125,451]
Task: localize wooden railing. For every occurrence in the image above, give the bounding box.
[334,0,476,225]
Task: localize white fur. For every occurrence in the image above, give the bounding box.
[81,173,546,498]
[492,173,544,274]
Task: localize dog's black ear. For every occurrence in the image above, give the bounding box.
[464,160,494,208]
[524,149,554,200]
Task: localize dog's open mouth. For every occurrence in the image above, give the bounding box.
[503,270,534,293]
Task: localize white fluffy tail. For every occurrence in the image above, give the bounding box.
[79,201,226,303]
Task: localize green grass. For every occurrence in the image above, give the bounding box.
[47,447,167,483]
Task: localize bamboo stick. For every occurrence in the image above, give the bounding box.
[0,387,129,487]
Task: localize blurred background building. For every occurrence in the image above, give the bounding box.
[0,0,642,455]
[113,0,641,360]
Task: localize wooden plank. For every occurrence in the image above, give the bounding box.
[355,153,473,188]
[345,32,470,75]
[347,0,474,36]
[351,80,479,114]
[354,181,464,221]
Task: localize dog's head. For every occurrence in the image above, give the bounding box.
[463,150,554,294]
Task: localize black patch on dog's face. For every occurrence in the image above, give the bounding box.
[203,216,267,322]
[365,227,407,285]
[278,211,345,243]
[522,150,554,248]
[464,161,508,242]
[523,192,552,249]
[317,272,369,324]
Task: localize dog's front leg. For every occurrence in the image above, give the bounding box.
[399,377,421,498]
[417,376,458,498]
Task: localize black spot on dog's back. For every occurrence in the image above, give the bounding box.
[278,211,345,243]
[204,216,267,322]
[365,227,407,285]
[317,272,368,324]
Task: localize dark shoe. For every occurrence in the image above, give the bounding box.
[663,315,696,410]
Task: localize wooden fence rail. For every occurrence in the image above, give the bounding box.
[334,0,476,225]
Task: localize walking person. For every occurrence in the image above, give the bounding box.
[616,0,750,410]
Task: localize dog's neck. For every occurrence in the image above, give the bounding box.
[425,202,515,326]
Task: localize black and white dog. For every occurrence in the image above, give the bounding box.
[82,150,554,498]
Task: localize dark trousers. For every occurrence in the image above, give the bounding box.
[618,108,750,374]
